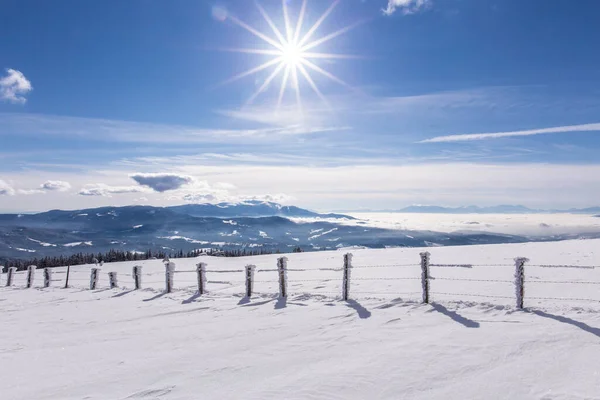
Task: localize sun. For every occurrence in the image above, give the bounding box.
[220,0,360,110]
[281,42,303,67]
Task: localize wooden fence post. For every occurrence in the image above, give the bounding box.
[6,267,16,287]
[342,253,353,301]
[132,266,142,290]
[196,263,207,295]
[44,268,52,288]
[108,272,118,289]
[277,257,288,298]
[245,265,256,297]
[90,268,100,290]
[26,265,37,289]
[514,257,529,309]
[165,262,175,293]
[420,252,431,304]
[64,265,71,289]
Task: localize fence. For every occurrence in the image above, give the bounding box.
[1,253,600,310]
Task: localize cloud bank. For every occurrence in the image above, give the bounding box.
[0,69,32,104]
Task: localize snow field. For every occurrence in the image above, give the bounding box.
[2,239,600,399]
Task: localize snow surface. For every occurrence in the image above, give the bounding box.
[2,239,600,399]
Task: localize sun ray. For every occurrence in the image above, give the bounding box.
[255,2,287,46]
[219,48,282,56]
[300,20,365,53]
[222,1,357,110]
[297,63,330,106]
[304,52,363,59]
[297,0,339,49]
[222,57,282,85]
[292,66,302,112]
[277,65,292,108]
[228,15,284,51]
[282,0,294,43]
[293,0,308,45]
[246,63,286,105]
[300,58,351,88]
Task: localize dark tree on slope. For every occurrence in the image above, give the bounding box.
[1,247,280,272]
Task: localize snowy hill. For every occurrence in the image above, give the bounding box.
[2,239,600,399]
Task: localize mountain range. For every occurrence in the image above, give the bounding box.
[2,201,600,261]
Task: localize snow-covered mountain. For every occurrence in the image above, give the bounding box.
[168,200,351,218]
[0,203,537,260]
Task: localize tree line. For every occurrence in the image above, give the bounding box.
[1,246,304,272]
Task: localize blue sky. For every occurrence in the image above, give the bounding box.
[1,0,600,212]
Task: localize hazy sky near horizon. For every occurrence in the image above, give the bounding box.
[2,0,600,213]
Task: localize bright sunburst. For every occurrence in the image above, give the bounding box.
[222,0,359,110]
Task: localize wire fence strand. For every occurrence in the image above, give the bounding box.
[527,280,600,285]
[432,277,514,283]
[528,264,596,270]
[434,292,515,300]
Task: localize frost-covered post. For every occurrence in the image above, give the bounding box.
[44,268,52,288]
[342,253,353,301]
[90,268,100,290]
[514,257,529,309]
[26,265,37,289]
[165,261,176,293]
[420,252,431,304]
[196,263,207,295]
[6,267,16,287]
[108,272,118,289]
[277,257,288,298]
[245,264,256,297]
[132,266,142,290]
[64,265,71,289]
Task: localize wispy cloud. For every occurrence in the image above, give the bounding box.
[0,112,347,144]
[383,0,432,15]
[78,184,147,197]
[420,123,600,143]
[129,173,193,192]
[0,69,32,104]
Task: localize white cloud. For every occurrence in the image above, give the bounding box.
[383,0,432,15]
[78,184,146,197]
[420,123,600,143]
[0,180,15,196]
[182,193,219,203]
[40,180,71,192]
[129,173,194,192]
[0,69,32,104]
